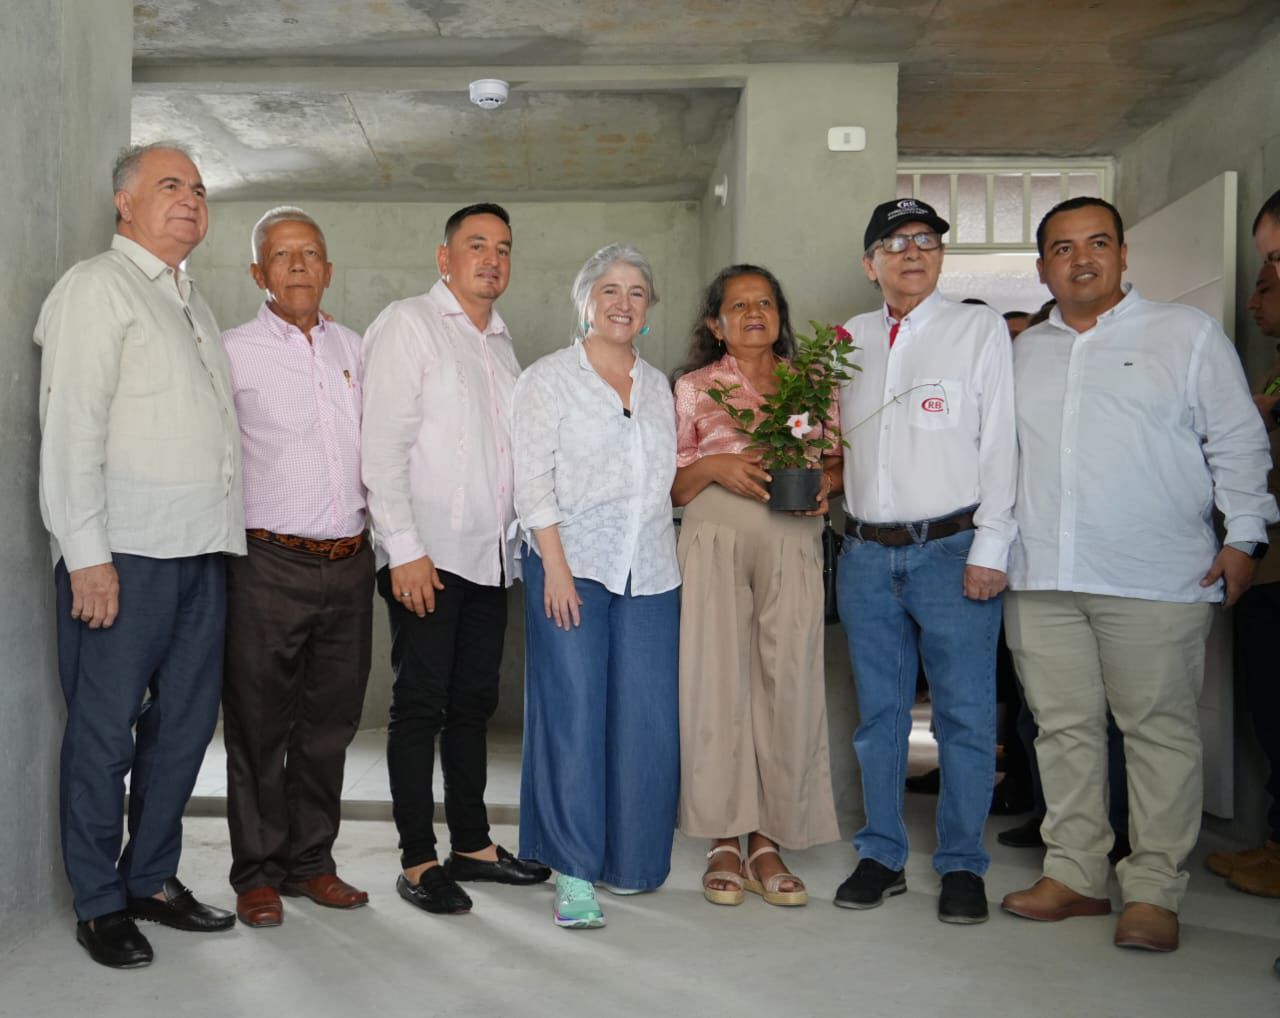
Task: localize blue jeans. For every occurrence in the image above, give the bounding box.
[519,550,680,889]
[837,528,1000,876]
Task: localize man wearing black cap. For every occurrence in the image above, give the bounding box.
[833,198,1017,924]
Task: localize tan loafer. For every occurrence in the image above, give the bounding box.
[1205,840,1280,879]
[1114,901,1178,952]
[1226,855,1280,898]
[1001,876,1111,921]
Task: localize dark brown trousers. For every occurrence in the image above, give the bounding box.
[223,537,374,893]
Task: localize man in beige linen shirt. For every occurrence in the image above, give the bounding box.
[36,143,244,970]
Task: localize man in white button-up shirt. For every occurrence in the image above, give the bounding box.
[1000,197,1278,954]
[833,198,1018,925]
[362,203,550,918]
[36,144,245,969]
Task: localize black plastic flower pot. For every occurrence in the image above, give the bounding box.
[766,467,822,512]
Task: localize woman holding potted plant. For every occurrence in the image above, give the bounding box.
[671,264,852,908]
[512,243,681,930]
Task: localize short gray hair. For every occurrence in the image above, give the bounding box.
[251,205,327,265]
[112,142,197,222]
[570,243,659,342]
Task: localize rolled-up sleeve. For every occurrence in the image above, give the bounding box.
[38,270,126,571]
[513,367,563,531]
[361,309,429,568]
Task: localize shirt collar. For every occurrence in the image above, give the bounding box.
[575,337,639,378]
[1048,283,1138,333]
[428,277,509,338]
[882,287,944,332]
[112,233,193,291]
[256,300,329,342]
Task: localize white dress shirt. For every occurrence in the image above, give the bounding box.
[839,289,1018,571]
[223,304,366,540]
[513,341,679,597]
[36,234,245,571]
[1008,286,1278,602]
[361,279,521,586]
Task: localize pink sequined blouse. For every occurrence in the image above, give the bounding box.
[673,353,841,468]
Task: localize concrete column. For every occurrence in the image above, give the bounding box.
[734,64,900,328]
[716,63,899,834]
[0,0,132,945]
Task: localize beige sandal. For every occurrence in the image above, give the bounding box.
[742,845,808,907]
[702,844,746,906]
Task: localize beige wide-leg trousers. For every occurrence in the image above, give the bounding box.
[1004,590,1214,912]
[676,485,840,850]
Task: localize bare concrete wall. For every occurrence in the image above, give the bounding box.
[187,199,703,730]
[0,0,132,949]
[1116,34,1280,846]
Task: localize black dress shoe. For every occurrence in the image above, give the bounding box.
[905,768,940,795]
[938,871,989,924]
[76,911,153,969]
[397,869,472,915]
[127,877,235,932]
[833,859,907,910]
[997,816,1046,849]
[442,845,551,885]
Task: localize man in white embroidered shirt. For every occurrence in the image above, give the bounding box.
[1000,197,1278,954]
[36,144,244,969]
[833,198,1018,925]
[362,203,550,917]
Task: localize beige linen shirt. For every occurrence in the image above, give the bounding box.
[35,234,246,571]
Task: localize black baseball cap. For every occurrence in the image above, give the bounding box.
[863,198,950,252]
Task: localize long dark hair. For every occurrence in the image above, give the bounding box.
[674,264,797,380]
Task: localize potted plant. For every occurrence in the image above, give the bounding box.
[705,321,860,511]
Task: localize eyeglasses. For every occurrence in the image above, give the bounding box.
[874,232,941,254]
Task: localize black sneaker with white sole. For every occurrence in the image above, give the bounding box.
[833,859,906,910]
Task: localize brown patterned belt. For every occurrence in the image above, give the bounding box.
[247,528,366,560]
[844,509,976,547]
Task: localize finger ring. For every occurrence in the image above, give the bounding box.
[399,592,410,599]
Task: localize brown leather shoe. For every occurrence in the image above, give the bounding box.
[236,887,283,928]
[1001,876,1112,921]
[1114,901,1179,952]
[1227,855,1280,898]
[1205,840,1280,878]
[281,873,369,909]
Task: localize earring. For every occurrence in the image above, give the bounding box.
[582,320,591,333]
[638,325,650,336]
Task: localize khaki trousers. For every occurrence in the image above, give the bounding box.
[1004,590,1214,912]
[676,485,840,850]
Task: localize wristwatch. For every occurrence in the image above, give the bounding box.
[1227,541,1270,560]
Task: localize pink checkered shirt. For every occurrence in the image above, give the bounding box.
[222,303,366,540]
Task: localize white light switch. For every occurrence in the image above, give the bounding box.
[827,126,866,152]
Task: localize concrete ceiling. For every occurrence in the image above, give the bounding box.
[131,0,1280,202]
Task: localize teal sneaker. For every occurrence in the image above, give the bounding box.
[554,875,606,929]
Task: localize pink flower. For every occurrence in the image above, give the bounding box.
[834,324,853,345]
[786,412,811,439]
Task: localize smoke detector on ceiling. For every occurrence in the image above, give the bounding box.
[469,79,510,109]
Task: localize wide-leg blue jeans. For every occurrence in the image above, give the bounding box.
[837,529,1000,876]
[519,550,679,890]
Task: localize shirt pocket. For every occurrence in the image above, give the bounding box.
[907,377,965,431]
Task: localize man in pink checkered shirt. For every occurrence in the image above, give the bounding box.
[220,206,374,928]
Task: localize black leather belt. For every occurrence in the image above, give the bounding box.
[844,509,976,547]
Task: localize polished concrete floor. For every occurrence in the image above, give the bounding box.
[3,721,1278,1017]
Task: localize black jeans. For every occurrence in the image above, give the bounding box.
[378,566,507,868]
[1235,580,1280,841]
